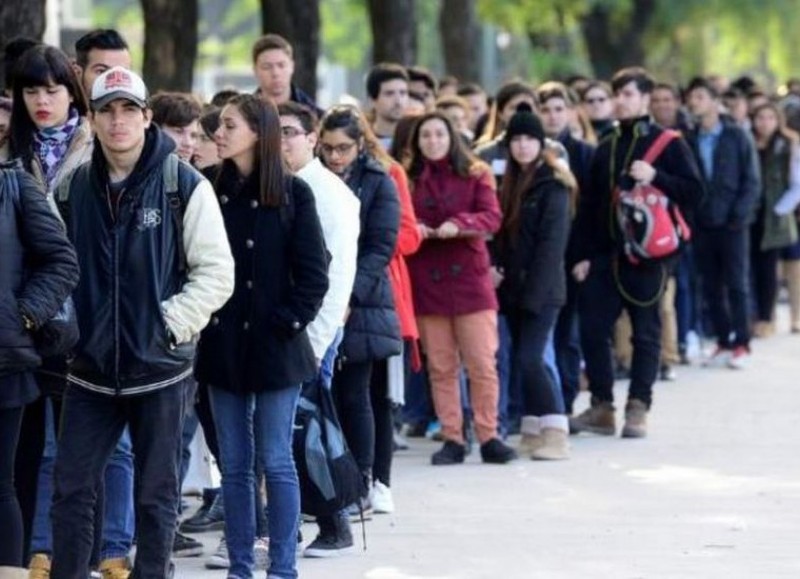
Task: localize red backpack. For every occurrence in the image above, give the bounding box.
[614,130,692,265]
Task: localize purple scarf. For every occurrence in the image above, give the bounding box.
[33,107,80,188]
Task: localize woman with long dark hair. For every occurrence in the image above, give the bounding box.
[495,108,575,460]
[195,94,329,579]
[405,110,516,466]
[751,103,800,335]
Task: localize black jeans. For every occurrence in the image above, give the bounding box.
[510,306,563,416]
[370,359,393,487]
[695,227,750,347]
[331,360,374,476]
[579,256,663,408]
[555,277,582,415]
[51,380,189,579]
[750,221,781,322]
[0,405,25,566]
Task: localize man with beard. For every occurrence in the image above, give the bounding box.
[366,63,410,151]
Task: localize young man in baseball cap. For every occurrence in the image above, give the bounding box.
[50,66,234,579]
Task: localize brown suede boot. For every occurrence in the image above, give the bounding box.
[621,399,648,438]
[27,554,50,579]
[530,428,570,460]
[99,558,131,579]
[570,400,616,436]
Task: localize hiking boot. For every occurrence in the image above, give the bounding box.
[727,346,750,370]
[172,531,204,558]
[480,438,517,464]
[370,481,395,514]
[431,440,466,465]
[204,537,229,569]
[28,554,50,579]
[98,558,130,579]
[530,428,570,460]
[621,399,648,438]
[303,515,354,558]
[570,400,616,436]
[180,491,224,533]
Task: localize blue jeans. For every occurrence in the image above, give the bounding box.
[101,428,135,560]
[210,385,300,579]
[30,399,57,555]
[319,328,344,390]
[52,381,188,579]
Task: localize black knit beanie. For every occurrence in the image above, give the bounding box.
[504,102,545,145]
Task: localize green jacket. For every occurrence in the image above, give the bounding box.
[759,134,798,250]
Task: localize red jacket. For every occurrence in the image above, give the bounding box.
[408,159,501,317]
[387,163,422,369]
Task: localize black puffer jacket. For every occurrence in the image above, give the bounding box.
[339,154,401,363]
[0,164,79,377]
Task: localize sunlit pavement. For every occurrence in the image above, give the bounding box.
[175,310,800,579]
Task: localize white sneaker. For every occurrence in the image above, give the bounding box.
[254,536,269,570]
[370,481,395,514]
[702,347,732,368]
[727,346,750,369]
[205,537,230,569]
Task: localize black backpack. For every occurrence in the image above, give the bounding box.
[293,374,365,517]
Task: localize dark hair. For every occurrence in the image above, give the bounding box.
[319,104,394,170]
[536,81,575,107]
[252,34,293,63]
[277,101,318,134]
[722,87,745,101]
[150,92,203,128]
[406,66,438,93]
[752,102,798,144]
[210,88,239,108]
[405,111,483,181]
[579,80,612,101]
[10,45,88,169]
[198,106,221,139]
[388,114,421,165]
[366,62,409,100]
[457,82,486,98]
[74,29,129,68]
[435,95,469,112]
[731,75,758,95]
[653,82,680,99]
[3,37,40,91]
[611,67,655,95]
[686,76,719,99]
[218,94,287,207]
[477,80,536,143]
[0,96,11,113]
[408,92,425,106]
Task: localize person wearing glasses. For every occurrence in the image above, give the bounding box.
[306,105,401,557]
[580,81,616,140]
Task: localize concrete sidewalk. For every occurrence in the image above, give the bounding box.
[175,324,800,579]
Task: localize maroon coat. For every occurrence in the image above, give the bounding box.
[408,159,501,317]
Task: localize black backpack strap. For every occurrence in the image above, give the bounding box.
[163,155,187,273]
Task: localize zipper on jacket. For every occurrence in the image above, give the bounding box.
[106,183,124,394]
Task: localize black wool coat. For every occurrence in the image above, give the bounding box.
[195,164,329,392]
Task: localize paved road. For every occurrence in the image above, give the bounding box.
[175,316,800,579]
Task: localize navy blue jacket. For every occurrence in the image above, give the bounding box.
[195,165,329,392]
[686,119,761,229]
[339,155,401,363]
[0,165,79,378]
[58,128,203,395]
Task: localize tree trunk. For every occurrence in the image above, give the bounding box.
[0,0,46,93]
[439,0,481,83]
[260,0,320,98]
[580,0,656,79]
[366,0,416,65]
[140,0,198,93]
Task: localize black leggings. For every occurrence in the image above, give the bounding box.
[751,246,780,322]
[331,360,374,478]
[1,405,25,566]
[370,359,393,487]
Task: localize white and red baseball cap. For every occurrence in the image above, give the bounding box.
[90,66,148,110]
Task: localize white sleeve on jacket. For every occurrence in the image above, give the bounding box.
[305,184,360,360]
[775,144,800,215]
[161,178,235,344]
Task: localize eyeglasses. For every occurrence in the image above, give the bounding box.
[281,126,307,139]
[585,96,609,105]
[319,142,357,157]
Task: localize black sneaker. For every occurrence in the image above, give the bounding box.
[431,441,466,465]
[659,364,677,381]
[303,517,354,558]
[172,531,204,557]
[405,422,428,438]
[480,438,518,464]
[180,492,224,533]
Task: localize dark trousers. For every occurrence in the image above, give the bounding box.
[0,405,25,566]
[331,360,374,477]
[555,278,582,415]
[370,359,393,487]
[695,227,751,348]
[51,381,188,579]
[749,224,781,322]
[579,257,663,408]
[510,306,564,416]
